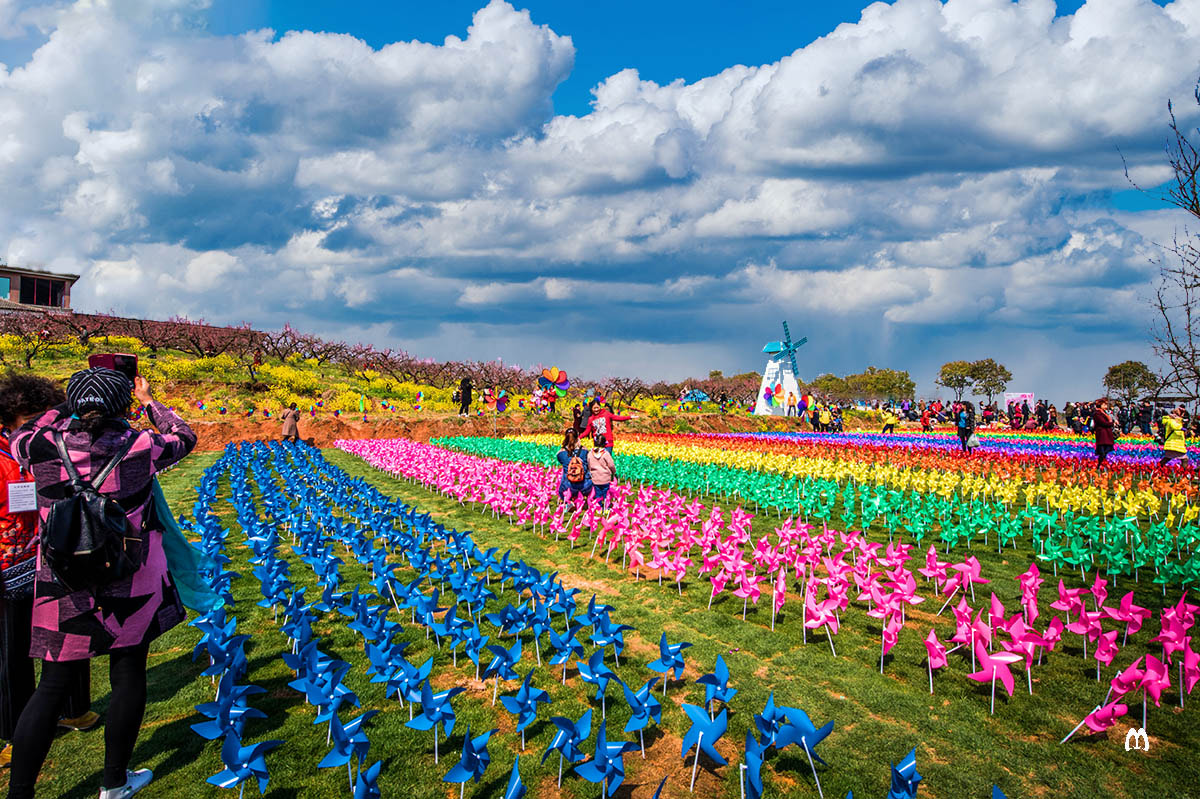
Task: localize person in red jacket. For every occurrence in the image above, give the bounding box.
[1093,397,1116,465]
[583,397,633,450]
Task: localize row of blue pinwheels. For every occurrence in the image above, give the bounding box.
[181,441,938,798]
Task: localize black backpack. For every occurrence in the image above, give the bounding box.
[40,430,138,592]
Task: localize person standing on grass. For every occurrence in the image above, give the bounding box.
[280,402,301,442]
[457,377,472,416]
[1093,397,1116,466]
[584,398,632,451]
[956,401,973,453]
[7,368,197,799]
[881,406,897,435]
[556,428,592,503]
[587,434,617,508]
[1159,406,1188,466]
[0,375,98,772]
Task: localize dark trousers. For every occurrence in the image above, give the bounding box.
[8,644,148,797]
[1096,443,1115,464]
[0,597,90,742]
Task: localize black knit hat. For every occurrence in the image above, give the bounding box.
[66,367,132,417]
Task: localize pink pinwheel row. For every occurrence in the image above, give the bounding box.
[338,438,1200,727]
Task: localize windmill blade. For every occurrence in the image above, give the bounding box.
[782,321,793,346]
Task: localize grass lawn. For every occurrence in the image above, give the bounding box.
[11,445,1198,799]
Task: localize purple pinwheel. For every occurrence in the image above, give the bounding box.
[574,720,638,797]
[406,680,465,764]
[542,709,592,787]
[681,703,728,791]
[499,670,551,750]
[647,633,692,693]
[206,732,284,799]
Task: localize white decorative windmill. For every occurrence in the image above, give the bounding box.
[754,321,807,416]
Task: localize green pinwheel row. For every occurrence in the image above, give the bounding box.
[431,436,1200,588]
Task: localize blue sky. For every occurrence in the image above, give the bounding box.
[0,0,1197,399]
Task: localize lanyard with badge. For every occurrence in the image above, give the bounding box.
[1,440,38,513]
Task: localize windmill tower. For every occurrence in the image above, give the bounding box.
[754,321,808,416]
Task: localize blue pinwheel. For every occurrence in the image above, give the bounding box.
[547,624,585,684]
[542,709,592,787]
[577,650,621,720]
[353,760,382,799]
[504,754,527,799]
[753,692,787,747]
[206,732,284,799]
[192,670,266,740]
[695,654,737,716]
[319,710,377,792]
[992,788,1007,799]
[621,677,662,755]
[887,748,922,799]
[590,616,635,664]
[406,680,464,764]
[646,633,692,693]
[444,725,497,791]
[681,703,728,791]
[574,720,638,797]
[743,730,769,799]
[484,638,522,705]
[776,706,833,798]
[499,669,551,750]
[390,655,433,716]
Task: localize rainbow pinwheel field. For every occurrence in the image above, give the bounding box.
[28,435,1198,799]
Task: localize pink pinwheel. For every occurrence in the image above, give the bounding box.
[1141,654,1171,707]
[968,641,1023,714]
[880,614,904,672]
[947,555,989,602]
[771,568,787,631]
[1152,614,1189,665]
[1104,592,1151,643]
[950,598,974,648]
[1110,656,1146,698]
[1094,630,1121,680]
[1066,610,1104,660]
[707,571,728,610]
[804,590,840,657]
[918,545,949,587]
[1049,580,1088,618]
[1183,639,1199,698]
[732,572,763,620]
[1090,574,1109,611]
[924,628,948,693]
[1082,700,1128,734]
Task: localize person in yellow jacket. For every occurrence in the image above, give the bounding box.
[881,406,898,434]
[818,404,832,432]
[1160,406,1188,466]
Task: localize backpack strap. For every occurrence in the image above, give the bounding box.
[52,429,138,493]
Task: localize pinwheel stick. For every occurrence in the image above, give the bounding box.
[826,626,837,658]
[1060,706,1100,744]
[434,728,439,764]
[936,586,958,616]
[990,673,996,715]
[690,732,703,793]
[640,729,645,757]
[739,764,746,799]
[558,754,563,787]
[928,660,933,694]
[802,737,825,799]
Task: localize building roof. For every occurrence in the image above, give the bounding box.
[0,264,81,283]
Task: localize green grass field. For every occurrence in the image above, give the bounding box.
[10,446,1197,799]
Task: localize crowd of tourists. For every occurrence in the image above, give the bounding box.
[1,365,196,798]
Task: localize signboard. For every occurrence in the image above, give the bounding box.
[1003,392,1035,408]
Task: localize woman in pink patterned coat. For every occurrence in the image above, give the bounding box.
[7,367,196,799]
